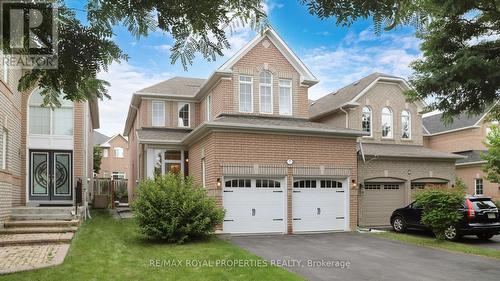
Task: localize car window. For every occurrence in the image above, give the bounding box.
[472,200,497,210]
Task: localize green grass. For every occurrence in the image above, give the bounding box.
[373,231,500,259]
[0,211,304,281]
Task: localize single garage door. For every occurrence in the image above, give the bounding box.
[360,183,406,226]
[292,178,347,232]
[223,178,286,234]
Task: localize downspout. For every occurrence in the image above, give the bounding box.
[359,142,365,163]
[340,106,349,128]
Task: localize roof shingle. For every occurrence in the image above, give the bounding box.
[422,111,487,134]
[359,143,465,159]
[137,76,206,97]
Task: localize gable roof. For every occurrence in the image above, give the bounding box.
[422,110,488,135]
[137,76,206,97]
[100,134,128,148]
[93,131,109,145]
[218,27,318,86]
[309,72,421,120]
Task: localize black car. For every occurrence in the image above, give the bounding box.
[390,196,500,241]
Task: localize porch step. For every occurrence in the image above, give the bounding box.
[0,227,77,234]
[0,232,74,246]
[11,207,76,215]
[4,220,80,228]
[9,214,75,221]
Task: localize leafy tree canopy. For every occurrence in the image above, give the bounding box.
[482,125,500,183]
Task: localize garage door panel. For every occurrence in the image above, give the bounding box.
[361,184,406,226]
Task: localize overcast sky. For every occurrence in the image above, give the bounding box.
[67,1,421,137]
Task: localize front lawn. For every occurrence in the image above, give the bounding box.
[0,211,303,281]
[373,231,500,260]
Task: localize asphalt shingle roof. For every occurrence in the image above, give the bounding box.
[93,131,109,145]
[455,150,488,165]
[422,111,487,134]
[137,76,206,97]
[359,143,465,159]
[136,128,192,143]
[309,72,400,119]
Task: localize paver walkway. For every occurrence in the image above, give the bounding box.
[0,244,69,274]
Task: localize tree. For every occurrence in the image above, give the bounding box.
[301,0,500,121]
[93,146,103,174]
[482,125,500,183]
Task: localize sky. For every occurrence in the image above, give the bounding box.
[66,1,422,137]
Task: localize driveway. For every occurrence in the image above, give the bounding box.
[231,232,500,281]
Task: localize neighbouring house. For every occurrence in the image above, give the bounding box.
[94,133,129,180]
[309,73,464,226]
[423,108,499,200]
[0,53,98,225]
[124,27,367,234]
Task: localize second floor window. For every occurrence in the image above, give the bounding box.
[279,79,292,115]
[102,148,109,158]
[178,103,190,127]
[206,95,212,121]
[29,90,73,136]
[259,71,272,114]
[381,107,393,138]
[362,106,372,136]
[401,110,411,139]
[114,147,124,158]
[152,100,165,126]
[239,75,252,113]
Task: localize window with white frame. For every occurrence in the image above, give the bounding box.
[0,127,7,170]
[178,103,190,127]
[381,107,393,138]
[102,148,109,158]
[259,71,273,113]
[29,90,73,136]
[151,100,165,126]
[112,172,126,180]
[475,178,483,195]
[362,106,372,136]
[401,110,411,139]
[239,75,252,113]
[279,79,292,115]
[206,95,212,121]
[114,147,124,158]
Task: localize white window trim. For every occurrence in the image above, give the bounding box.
[279,79,292,116]
[28,102,74,137]
[401,110,411,140]
[102,148,109,158]
[1,128,7,170]
[361,106,373,138]
[114,147,124,158]
[151,100,165,127]
[239,75,253,113]
[259,72,273,114]
[201,158,206,188]
[112,171,126,179]
[3,58,8,83]
[381,107,394,139]
[474,178,483,195]
[206,95,212,121]
[178,102,190,127]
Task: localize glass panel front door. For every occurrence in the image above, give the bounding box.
[29,150,72,201]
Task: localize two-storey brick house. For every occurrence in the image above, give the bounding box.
[423,109,499,200]
[95,134,129,180]
[124,28,366,234]
[310,73,463,226]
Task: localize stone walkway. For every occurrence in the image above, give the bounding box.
[0,233,73,245]
[0,244,69,274]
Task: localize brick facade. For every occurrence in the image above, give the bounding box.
[97,135,129,179]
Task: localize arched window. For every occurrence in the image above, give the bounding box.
[381,107,393,138]
[361,106,372,136]
[259,71,273,114]
[29,90,73,136]
[401,110,411,139]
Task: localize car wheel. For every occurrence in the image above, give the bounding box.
[477,234,494,241]
[444,225,461,241]
[392,216,407,233]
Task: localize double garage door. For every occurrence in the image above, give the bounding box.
[360,183,406,226]
[223,177,347,234]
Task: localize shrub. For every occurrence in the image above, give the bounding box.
[131,173,225,243]
[414,188,465,240]
[495,200,500,209]
[454,177,467,193]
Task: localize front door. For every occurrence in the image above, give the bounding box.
[29,150,72,201]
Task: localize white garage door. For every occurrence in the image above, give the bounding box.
[360,183,406,226]
[223,178,286,234]
[292,178,347,232]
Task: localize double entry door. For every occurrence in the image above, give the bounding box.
[29,150,73,201]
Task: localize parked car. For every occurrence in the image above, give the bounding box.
[390,196,500,241]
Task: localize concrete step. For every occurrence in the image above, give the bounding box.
[9,214,75,221]
[11,207,76,215]
[0,232,73,246]
[4,220,79,228]
[0,226,77,234]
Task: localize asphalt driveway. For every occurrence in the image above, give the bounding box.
[231,232,500,281]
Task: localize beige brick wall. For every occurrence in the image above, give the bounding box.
[456,165,499,200]
[424,122,491,153]
[97,136,129,178]
[139,98,197,129]
[188,132,359,231]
